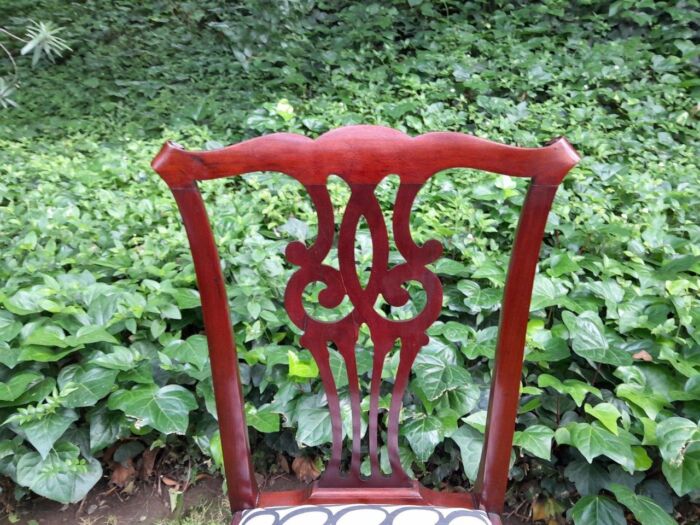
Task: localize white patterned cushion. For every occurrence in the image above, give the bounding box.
[239,504,492,525]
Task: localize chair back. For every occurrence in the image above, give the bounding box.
[151,125,579,514]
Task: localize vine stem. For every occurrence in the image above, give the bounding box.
[506,498,529,519]
[0,41,19,80]
[0,27,26,42]
[0,27,26,81]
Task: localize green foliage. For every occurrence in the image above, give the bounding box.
[0,0,698,519]
[107,384,198,435]
[16,442,102,504]
[609,483,677,525]
[570,495,626,525]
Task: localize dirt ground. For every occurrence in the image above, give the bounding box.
[0,476,227,525]
[1,476,529,525]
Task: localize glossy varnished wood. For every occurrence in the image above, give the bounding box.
[151,125,579,519]
[153,126,578,188]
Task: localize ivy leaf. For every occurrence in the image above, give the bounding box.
[460,326,499,358]
[586,280,625,309]
[564,459,610,497]
[4,289,44,315]
[0,313,22,342]
[0,343,19,369]
[24,325,68,348]
[196,377,216,419]
[295,406,331,447]
[245,403,279,433]
[439,383,480,418]
[440,321,474,344]
[90,346,142,371]
[656,417,700,496]
[208,430,223,469]
[570,495,626,525]
[562,311,632,365]
[247,301,261,319]
[162,335,209,370]
[616,384,667,420]
[526,328,570,362]
[86,294,119,326]
[0,440,14,461]
[114,441,145,464]
[57,365,119,408]
[556,422,635,472]
[530,275,567,311]
[328,350,348,389]
[585,403,622,435]
[436,259,470,277]
[287,350,319,379]
[379,444,415,479]
[513,425,554,460]
[607,463,644,491]
[457,280,501,314]
[450,424,484,483]
[340,395,367,440]
[633,446,653,471]
[0,378,55,409]
[608,483,677,525]
[661,454,700,496]
[471,260,505,284]
[66,325,119,346]
[16,442,101,504]
[640,417,658,446]
[657,346,698,379]
[170,288,201,309]
[17,345,77,363]
[0,371,43,402]
[13,409,78,459]
[401,415,442,462]
[413,355,471,401]
[538,374,601,407]
[150,319,166,339]
[159,303,181,320]
[87,407,130,454]
[655,255,700,279]
[107,384,197,435]
[549,252,580,277]
[463,411,487,433]
[656,417,700,465]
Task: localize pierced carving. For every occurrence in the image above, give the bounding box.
[284,180,443,485]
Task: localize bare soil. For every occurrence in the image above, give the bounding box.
[0,476,226,525]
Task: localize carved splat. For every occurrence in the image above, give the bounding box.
[285,179,442,486]
[152,125,580,519]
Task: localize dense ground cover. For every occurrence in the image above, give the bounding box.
[0,1,698,523]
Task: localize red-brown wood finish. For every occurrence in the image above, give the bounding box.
[169,186,259,509]
[151,125,579,520]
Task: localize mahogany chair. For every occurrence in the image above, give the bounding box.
[151,125,579,525]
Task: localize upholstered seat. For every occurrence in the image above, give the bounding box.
[239,504,492,525]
